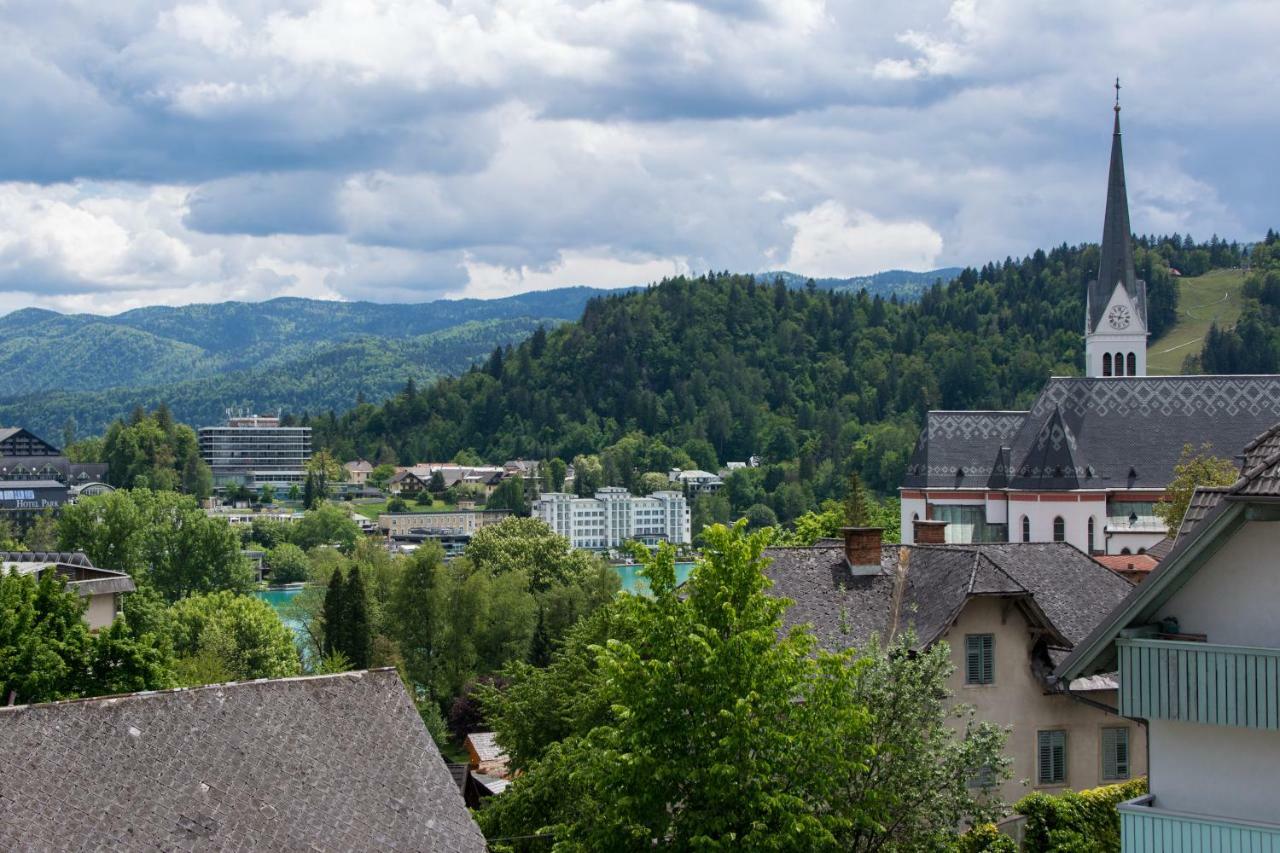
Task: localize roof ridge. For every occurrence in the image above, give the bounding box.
[0,668,398,713]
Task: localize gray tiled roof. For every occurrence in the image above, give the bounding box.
[905,376,1280,491]
[1176,487,1230,539]
[765,542,1132,654]
[0,669,486,852]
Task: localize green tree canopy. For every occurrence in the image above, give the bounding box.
[478,523,1006,849]
[292,502,361,552]
[1153,443,1239,532]
[464,517,601,591]
[168,591,299,681]
[265,542,310,584]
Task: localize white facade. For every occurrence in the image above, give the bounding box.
[1085,283,1148,378]
[668,468,724,493]
[199,415,312,490]
[533,488,691,550]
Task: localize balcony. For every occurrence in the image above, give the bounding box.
[1117,638,1280,729]
[1120,795,1280,852]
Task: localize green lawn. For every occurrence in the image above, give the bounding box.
[1147,268,1247,375]
[349,498,460,520]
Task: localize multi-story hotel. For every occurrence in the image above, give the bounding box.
[533,487,691,550]
[198,415,312,491]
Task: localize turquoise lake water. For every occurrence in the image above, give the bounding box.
[615,561,696,594]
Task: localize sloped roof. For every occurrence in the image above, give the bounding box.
[0,669,486,852]
[905,376,1280,491]
[1056,421,1280,681]
[466,731,506,764]
[765,542,1130,654]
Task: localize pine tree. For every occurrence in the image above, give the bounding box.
[528,607,552,667]
[322,568,345,658]
[843,471,872,527]
[341,565,372,669]
[303,472,317,510]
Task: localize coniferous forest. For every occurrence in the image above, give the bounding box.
[306,235,1236,524]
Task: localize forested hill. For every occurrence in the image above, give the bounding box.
[0,288,611,437]
[309,235,1222,520]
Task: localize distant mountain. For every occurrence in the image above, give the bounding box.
[0,289,609,437]
[754,268,963,299]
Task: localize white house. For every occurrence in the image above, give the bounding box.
[1056,423,1280,849]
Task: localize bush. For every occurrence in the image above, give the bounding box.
[954,823,1017,852]
[1015,778,1147,853]
[387,497,408,513]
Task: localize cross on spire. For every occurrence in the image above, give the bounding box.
[1114,77,1121,112]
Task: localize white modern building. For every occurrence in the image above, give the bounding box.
[667,468,724,493]
[199,415,312,491]
[533,487,691,550]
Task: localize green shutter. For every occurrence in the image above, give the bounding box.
[1102,727,1129,780]
[965,634,994,684]
[1038,730,1066,785]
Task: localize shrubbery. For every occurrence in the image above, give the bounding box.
[1015,778,1147,852]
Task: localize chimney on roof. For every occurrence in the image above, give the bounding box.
[914,518,948,545]
[841,527,883,575]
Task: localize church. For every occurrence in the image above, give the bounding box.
[900,97,1280,556]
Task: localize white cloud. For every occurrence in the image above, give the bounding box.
[783,201,943,277]
[454,249,690,299]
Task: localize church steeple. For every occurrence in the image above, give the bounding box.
[1084,80,1148,378]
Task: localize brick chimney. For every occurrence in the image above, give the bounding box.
[841,527,883,574]
[914,519,948,545]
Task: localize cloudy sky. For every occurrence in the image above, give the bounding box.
[0,0,1275,314]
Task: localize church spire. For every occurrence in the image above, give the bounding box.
[1087,78,1144,337]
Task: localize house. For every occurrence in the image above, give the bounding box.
[668,468,724,493]
[1093,553,1159,584]
[1055,423,1280,848]
[344,459,373,485]
[388,469,431,494]
[465,731,509,778]
[900,99,1280,556]
[766,522,1143,805]
[0,669,486,851]
[0,550,135,629]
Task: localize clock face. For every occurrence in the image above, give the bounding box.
[1107,305,1131,330]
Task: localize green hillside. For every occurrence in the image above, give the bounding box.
[1147,268,1247,375]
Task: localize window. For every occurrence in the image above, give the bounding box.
[1087,517,1095,553]
[1038,730,1067,785]
[1115,352,1126,376]
[1102,727,1130,781]
[1127,352,1137,376]
[965,634,994,685]
[966,764,995,789]
[1021,515,1030,543]
[1053,516,1065,542]
[1102,353,1112,377]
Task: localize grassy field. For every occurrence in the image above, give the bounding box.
[349,498,460,520]
[1147,268,1247,375]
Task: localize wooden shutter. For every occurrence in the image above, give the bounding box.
[966,634,994,684]
[1038,730,1066,785]
[1102,727,1129,780]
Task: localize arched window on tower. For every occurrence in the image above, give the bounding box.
[1127,352,1136,376]
[1088,517,1095,553]
[1021,515,1030,542]
[1114,352,1125,376]
[1103,353,1112,377]
[1053,516,1065,542]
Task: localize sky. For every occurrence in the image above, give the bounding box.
[0,0,1275,314]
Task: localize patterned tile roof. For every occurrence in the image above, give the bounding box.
[0,669,486,852]
[905,376,1280,491]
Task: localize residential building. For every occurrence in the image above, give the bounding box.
[1056,423,1280,848]
[0,426,107,487]
[766,523,1144,806]
[344,459,373,485]
[388,463,508,497]
[378,508,511,538]
[0,669,486,851]
[198,414,311,491]
[668,468,724,493]
[0,550,135,629]
[533,488,691,550]
[900,100,1280,555]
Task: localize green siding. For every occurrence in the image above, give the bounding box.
[1118,638,1280,729]
[1121,796,1280,852]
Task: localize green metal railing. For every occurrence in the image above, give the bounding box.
[1117,638,1280,729]
[1120,795,1280,852]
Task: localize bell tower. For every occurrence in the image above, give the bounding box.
[1085,80,1148,378]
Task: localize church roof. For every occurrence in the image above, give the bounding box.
[1087,99,1146,335]
[904,376,1280,491]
